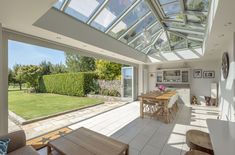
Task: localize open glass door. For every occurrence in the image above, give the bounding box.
[121,67,134,101]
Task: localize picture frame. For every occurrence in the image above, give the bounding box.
[203,71,215,78]
[193,69,202,78]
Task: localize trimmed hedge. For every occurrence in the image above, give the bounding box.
[39,72,97,97]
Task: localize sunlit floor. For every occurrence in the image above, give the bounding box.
[37,102,219,155]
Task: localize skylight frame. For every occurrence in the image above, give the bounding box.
[53,0,210,56]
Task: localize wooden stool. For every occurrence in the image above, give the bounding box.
[186,130,213,155]
[185,150,211,155]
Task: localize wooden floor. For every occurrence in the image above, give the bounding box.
[37,102,219,155]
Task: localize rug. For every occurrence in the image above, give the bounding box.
[27,127,72,150]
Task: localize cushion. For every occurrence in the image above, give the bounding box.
[0,138,10,155]
[8,146,39,155]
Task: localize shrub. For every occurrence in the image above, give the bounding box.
[39,72,97,97]
[99,89,121,97]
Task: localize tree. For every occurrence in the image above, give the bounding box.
[95,60,122,80]
[12,64,24,90]
[50,63,67,74]
[18,65,42,91]
[8,69,15,85]
[39,61,52,75]
[39,61,67,74]
[79,56,95,72]
[65,53,95,72]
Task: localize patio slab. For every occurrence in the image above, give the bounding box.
[8,101,128,139]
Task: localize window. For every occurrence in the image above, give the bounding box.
[91,0,136,32]
[108,0,150,39]
[65,0,104,23]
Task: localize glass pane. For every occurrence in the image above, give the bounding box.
[53,0,65,9]
[165,22,204,33]
[108,0,150,39]
[158,0,178,5]
[184,0,209,12]
[168,32,184,46]
[167,14,184,21]
[65,0,104,23]
[130,26,161,49]
[172,40,187,49]
[91,0,136,32]
[122,67,133,98]
[162,1,181,16]
[188,40,201,47]
[154,32,170,51]
[120,13,156,43]
[187,14,207,23]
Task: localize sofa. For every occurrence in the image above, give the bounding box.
[0,130,39,155]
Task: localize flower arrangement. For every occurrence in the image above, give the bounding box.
[158,85,166,92]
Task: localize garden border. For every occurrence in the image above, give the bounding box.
[9,101,104,125]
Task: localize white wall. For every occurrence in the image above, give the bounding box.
[219,32,235,121]
[148,60,220,105]
[0,23,8,134]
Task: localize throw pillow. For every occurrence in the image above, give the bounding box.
[0,138,10,155]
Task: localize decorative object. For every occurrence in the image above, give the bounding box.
[158,85,166,92]
[203,71,215,78]
[193,69,202,78]
[0,138,10,154]
[191,96,198,105]
[150,73,154,77]
[222,52,229,79]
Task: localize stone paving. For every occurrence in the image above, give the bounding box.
[8,101,128,139]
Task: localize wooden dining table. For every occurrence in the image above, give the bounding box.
[138,91,177,123]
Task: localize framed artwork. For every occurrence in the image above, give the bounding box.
[203,71,215,78]
[193,69,202,78]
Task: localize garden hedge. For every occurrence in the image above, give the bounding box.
[39,72,97,97]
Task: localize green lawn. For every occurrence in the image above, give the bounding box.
[9,90,103,120]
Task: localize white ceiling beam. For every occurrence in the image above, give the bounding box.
[167,27,204,35]
[105,0,142,34]
[162,19,205,30]
[87,0,109,24]
[187,36,204,42]
[179,0,187,24]
[61,0,70,11]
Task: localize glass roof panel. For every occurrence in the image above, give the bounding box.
[188,40,201,47]
[65,0,104,23]
[161,1,181,16]
[167,31,187,49]
[120,13,156,43]
[165,22,205,33]
[167,14,184,21]
[158,0,178,5]
[108,0,150,39]
[131,29,161,50]
[154,32,171,52]
[187,14,207,23]
[91,0,136,32]
[53,0,65,9]
[184,0,209,12]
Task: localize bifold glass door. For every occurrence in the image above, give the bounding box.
[121,67,133,100]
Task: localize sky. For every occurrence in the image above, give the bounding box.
[8,40,66,69]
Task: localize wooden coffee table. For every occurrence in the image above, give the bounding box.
[47,127,129,155]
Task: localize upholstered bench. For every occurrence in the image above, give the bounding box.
[0,130,39,155]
